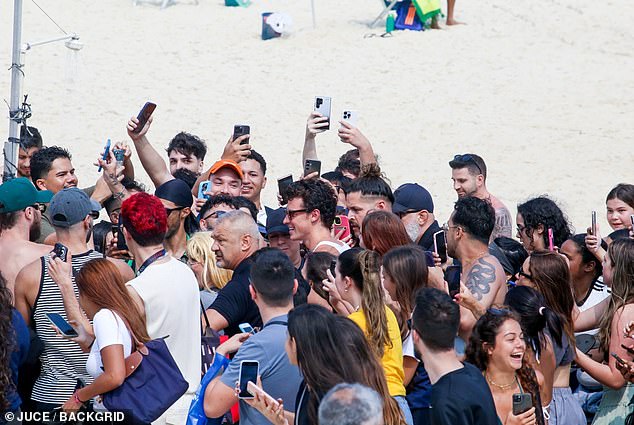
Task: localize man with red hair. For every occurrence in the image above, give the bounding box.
[121,192,201,424]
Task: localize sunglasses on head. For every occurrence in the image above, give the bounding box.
[453,154,483,175]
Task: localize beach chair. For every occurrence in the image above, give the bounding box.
[370,0,400,28]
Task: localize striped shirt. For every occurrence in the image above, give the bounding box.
[31,250,102,404]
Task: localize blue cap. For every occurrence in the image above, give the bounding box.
[49,188,101,228]
[266,207,289,235]
[392,183,434,214]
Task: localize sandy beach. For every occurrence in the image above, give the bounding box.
[1,0,633,234]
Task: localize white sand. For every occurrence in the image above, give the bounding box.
[1,0,633,234]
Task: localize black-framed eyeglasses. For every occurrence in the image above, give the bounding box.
[285,208,308,220]
[516,224,527,234]
[442,222,459,232]
[165,206,186,216]
[397,209,421,219]
[202,210,226,221]
[453,154,484,176]
[518,266,533,280]
[30,203,47,213]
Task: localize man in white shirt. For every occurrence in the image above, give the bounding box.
[121,192,201,425]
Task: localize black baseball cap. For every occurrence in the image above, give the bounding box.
[392,183,434,214]
[266,207,289,235]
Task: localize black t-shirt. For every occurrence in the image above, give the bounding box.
[430,362,499,425]
[209,257,262,336]
[418,220,447,263]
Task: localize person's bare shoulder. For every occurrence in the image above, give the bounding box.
[14,256,44,322]
[106,257,135,282]
[464,254,506,304]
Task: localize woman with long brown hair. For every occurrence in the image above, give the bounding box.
[246,305,406,425]
[575,238,634,424]
[361,211,411,257]
[324,247,413,424]
[48,257,150,413]
[515,250,582,424]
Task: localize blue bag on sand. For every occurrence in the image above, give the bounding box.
[187,354,230,425]
[102,338,189,425]
[395,0,424,31]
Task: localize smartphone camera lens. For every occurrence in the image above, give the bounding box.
[316,98,323,108]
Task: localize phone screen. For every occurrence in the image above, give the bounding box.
[278,175,293,205]
[46,313,78,337]
[445,265,462,297]
[239,361,259,399]
[433,231,446,260]
[239,323,255,334]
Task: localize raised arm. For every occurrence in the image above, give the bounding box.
[302,112,328,166]
[127,115,173,187]
[337,121,377,166]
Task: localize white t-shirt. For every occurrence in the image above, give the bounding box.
[127,257,201,393]
[86,309,133,378]
[402,332,418,360]
[577,278,611,336]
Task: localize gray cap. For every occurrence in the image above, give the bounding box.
[49,188,101,228]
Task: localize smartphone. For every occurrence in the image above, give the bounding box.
[329,259,337,277]
[304,159,321,178]
[334,215,351,240]
[52,243,68,262]
[444,265,462,297]
[46,313,78,337]
[116,222,128,251]
[247,381,280,410]
[341,110,359,127]
[314,97,331,130]
[433,230,446,260]
[238,323,256,334]
[198,180,211,200]
[548,228,554,251]
[97,139,111,172]
[277,175,293,205]
[512,393,532,415]
[133,102,157,134]
[591,211,597,236]
[238,361,259,399]
[233,125,250,145]
[611,352,628,365]
[630,214,634,229]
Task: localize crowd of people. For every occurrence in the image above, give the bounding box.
[0,110,633,425]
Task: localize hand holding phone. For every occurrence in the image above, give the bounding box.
[97,139,111,172]
[52,243,69,262]
[238,323,256,334]
[612,352,628,366]
[277,175,293,205]
[46,313,78,337]
[444,265,462,297]
[233,125,251,145]
[512,393,532,416]
[341,110,358,127]
[198,181,211,200]
[591,211,597,236]
[433,230,446,262]
[238,361,259,399]
[132,102,157,134]
[247,381,280,410]
[304,159,321,178]
[314,97,331,130]
[334,215,351,240]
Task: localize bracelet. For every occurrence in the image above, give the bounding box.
[72,390,86,404]
[214,352,230,370]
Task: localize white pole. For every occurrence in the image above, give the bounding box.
[5,0,24,182]
[311,0,316,29]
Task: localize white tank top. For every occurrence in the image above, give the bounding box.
[313,240,350,254]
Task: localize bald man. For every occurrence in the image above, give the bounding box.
[204,211,263,335]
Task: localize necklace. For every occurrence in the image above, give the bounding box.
[485,372,517,390]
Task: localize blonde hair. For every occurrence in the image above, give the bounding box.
[598,239,634,353]
[186,232,233,291]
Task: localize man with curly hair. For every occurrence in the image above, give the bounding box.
[283,179,348,256]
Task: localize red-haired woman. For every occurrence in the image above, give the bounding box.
[48,257,150,413]
[361,211,411,257]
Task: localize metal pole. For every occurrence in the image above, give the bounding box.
[5,0,24,182]
[311,0,316,29]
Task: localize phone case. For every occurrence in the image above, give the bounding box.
[512,393,532,415]
[314,97,331,130]
[133,102,156,134]
[304,160,321,177]
[198,181,211,199]
[233,125,250,144]
[277,175,293,205]
[341,110,358,127]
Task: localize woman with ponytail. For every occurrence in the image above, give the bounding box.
[505,286,585,425]
[324,247,413,425]
[466,309,544,425]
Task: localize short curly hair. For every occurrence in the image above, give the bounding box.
[285,179,337,228]
[120,193,167,246]
[517,196,572,250]
[452,196,495,245]
[166,131,207,161]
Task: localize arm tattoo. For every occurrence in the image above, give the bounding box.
[465,258,496,302]
[492,208,512,239]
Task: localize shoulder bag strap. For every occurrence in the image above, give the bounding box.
[200,300,212,335]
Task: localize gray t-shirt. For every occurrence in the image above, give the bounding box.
[220,314,302,425]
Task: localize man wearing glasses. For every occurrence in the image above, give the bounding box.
[0,177,53,295]
[449,154,512,240]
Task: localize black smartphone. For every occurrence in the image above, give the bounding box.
[46,313,78,337]
[314,97,331,130]
[116,222,128,251]
[329,259,337,277]
[611,352,628,365]
[591,211,597,236]
[444,265,462,297]
[304,159,321,178]
[512,393,532,415]
[433,230,446,261]
[277,174,293,205]
[133,102,157,134]
[52,243,68,262]
[238,361,259,399]
[233,125,250,145]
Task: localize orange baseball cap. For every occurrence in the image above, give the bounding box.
[208,160,244,180]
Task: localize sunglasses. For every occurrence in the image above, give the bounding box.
[453,154,484,176]
[518,266,533,280]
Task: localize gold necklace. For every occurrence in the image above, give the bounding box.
[485,372,517,391]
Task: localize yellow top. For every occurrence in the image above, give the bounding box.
[349,306,406,397]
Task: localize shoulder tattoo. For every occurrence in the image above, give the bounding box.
[465,257,496,302]
[493,208,512,238]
